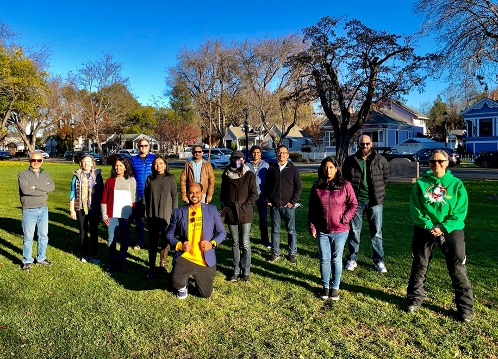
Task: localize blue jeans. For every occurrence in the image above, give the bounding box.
[22,206,49,264]
[228,223,252,275]
[348,202,385,263]
[270,206,297,256]
[317,231,348,289]
[107,218,130,266]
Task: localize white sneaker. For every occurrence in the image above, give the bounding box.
[344,260,357,271]
[177,286,188,299]
[375,262,387,273]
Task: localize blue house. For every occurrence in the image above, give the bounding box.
[462,98,498,154]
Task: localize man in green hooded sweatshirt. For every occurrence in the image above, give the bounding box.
[407,149,474,323]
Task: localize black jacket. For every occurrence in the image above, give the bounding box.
[264,161,302,207]
[220,166,258,225]
[342,150,389,205]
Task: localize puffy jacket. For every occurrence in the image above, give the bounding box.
[131,153,157,199]
[308,180,358,234]
[343,150,389,205]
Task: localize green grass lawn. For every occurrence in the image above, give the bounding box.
[0,160,497,358]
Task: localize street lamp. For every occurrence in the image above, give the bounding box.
[70,116,75,163]
[243,108,249,154]
[443,111,448,147]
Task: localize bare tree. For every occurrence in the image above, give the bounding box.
[288,17,437,163]
[235,35,310,146]
[415,0,498,90]
[69,53,131,152]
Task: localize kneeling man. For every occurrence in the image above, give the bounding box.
[166,182,226,299]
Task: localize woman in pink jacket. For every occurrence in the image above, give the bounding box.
[309,157,358,301]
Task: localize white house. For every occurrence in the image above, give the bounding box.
[396,138,443,154]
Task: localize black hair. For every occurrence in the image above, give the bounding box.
[151,155,171,178]
[250,145,262,152]
[110,156,133,179]
[315,156,344,190]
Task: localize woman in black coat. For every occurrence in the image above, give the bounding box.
[220,151,258,282]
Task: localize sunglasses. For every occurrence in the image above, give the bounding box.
[190,211,197,223]
[30,159,43,163]
[359,142,371,147]
[139,145,149,148]
[429,159,447,165]
[192,151,203,154]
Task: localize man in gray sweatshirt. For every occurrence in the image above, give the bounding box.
[18,151,55,270]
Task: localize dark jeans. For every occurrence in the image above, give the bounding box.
[147,217,170,270]
[270,206,297,256]
[255,197,269,245]
[407,226,474,315]
[171,256,216,298]
[76,209,100,258]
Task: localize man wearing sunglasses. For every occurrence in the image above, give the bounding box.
[131,138,157,250]
[343,135,389,273]
[18,152,56,270]
[180,145,215,204]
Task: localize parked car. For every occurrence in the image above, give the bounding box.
[64,150,75,160]
[29,150,49,159]
[106,152,132,165]
[414,148,461,167]
[241,149,278,164]
[203,148,232,161]
[203,154,229,169]
[73,151,103,164]
[118,149,139,156]
[374,147,417,162]
[474,151,498,168]
[0,150,12,160]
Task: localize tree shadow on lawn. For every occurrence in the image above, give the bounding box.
[0,217,24,264]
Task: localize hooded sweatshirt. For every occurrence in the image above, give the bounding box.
[410,170,468,233]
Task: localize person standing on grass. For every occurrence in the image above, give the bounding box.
[309,157,358,300]
[131,138,157,251]
[246,145,271,248]
[180,145,215,204]
[18,151,56,270]
[265,144,302,264]
[101,157,137,272]
[342,135,389,273]
[69,154,103,264]
[142,156,178,279]
[166,182,226,299]
[220,151,258,282]
[407,149,474,323]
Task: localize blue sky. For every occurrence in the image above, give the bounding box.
[3,1,442,111]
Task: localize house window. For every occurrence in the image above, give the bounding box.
[479,118,493,137]
[362,132,379,142]
[288,139,293,149]
[466,120,473,137]
[324,131,335,147]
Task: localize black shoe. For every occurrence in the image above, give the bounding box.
[158,266,168,274]
[320,288,330,300]
[288,255,297,264]
[36,259,53,266]
[268,254,280,262]
[459,312,472,323]
[407,304,421,313]
[146,269,155,280]
[230,274,239,282]
[21,262,32,271]
[241,275,250,282]
[329,288,339,301]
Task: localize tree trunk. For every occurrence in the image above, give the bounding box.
[335,131,353,165]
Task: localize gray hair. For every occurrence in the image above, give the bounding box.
[430,149,449,160]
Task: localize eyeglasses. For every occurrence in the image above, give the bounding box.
[277,152,288,155]
[359,143,371,147]
[429,159,447,165]
[192,151,203,154]
[30,159,43,163]
[139,144,149,148]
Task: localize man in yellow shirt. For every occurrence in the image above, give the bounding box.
[166,182,226,299]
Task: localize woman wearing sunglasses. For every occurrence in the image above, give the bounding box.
[407,149,474,322]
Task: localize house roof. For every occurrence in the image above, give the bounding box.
[398,138,438,144]
[380,99,429,120]
[364,109,413,126]
[462,97,498,115]
[270,124,308,138]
